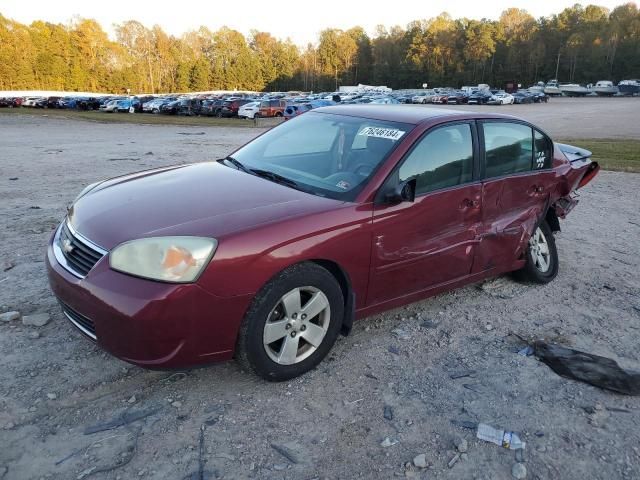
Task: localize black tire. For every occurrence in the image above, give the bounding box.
[513,220,559,284]
[236,262,344,381]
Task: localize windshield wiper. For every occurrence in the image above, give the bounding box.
[218,158,305,193]
[217,156,250,173]
[249,169,305,191]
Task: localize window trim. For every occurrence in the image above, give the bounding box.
[478,119,553,181]
[375,120,480,202]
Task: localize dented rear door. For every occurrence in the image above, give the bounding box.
[473,121,555,273]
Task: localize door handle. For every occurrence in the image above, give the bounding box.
[529,185,544,196]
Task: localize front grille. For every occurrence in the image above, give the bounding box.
[58,223,105,277]
[61,301,97,340]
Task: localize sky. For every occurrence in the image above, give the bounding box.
[0,0,628,45]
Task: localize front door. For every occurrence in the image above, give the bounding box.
[368,122,482,306]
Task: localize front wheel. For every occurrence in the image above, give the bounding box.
[513,220,559,284]
[236,263,344,381]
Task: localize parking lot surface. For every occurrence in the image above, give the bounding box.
[1,105,639,479]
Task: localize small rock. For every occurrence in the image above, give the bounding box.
[2,261,15,272]
[22,313,50,327]
[448,453,460,468]
[455,437,468,453]
[0,465,7,477]
[413,454,428,468]
[388,346,400,355]
[484,323,493,331]
[536,445,546,453]
[171,401,182,408]
[137,469,146,476]
[383,405,394,420]
[28,331,41,339]
[0,311,20,322]
[391,328,411,340]
[460,453,468,461]
[512,462,527,479]
[46,393,57,400]
[128,395,137,404]
[77,467,96,479]
[381,437,398,448]
[421,319,438,329]
[273,464,288,471]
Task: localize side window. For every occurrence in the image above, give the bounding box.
[534,130,552,169]
[399,123,474,194]
[260,101,268,109]
[483,122,533,178]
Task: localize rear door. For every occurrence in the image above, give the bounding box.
[368,122,482,305]
[474,121,555,272]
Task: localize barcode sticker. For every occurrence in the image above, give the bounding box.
[358,127,405,141]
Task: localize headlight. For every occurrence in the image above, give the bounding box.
[110,237,217,283]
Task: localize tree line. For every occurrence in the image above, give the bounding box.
[1,3,639,94]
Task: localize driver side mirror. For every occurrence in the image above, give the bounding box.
[385,178,416,204]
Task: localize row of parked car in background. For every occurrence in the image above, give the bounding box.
[0,84,551,120]
[404,86,549,105]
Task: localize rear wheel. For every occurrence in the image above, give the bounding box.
[513,220,558,284]
[236,263,344,381]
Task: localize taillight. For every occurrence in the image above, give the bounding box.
[578,162,600,189]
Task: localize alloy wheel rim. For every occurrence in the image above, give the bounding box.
[529,227,551,273]
[263,286,331,365]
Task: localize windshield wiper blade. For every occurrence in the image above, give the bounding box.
[217,156,249,173]
[250,169,304,191]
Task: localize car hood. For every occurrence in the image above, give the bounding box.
[69,162,341,250]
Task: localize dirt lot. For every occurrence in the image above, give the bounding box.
[1,104,639,480]
[445,96,640,139]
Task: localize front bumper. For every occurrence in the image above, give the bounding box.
[46,228,253,369]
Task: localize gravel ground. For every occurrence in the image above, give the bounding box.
[1,111,639,480]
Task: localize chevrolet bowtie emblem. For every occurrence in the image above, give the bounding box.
[62,238,74,254]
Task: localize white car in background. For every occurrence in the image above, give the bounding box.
[489,92,515,105]
[22,97,41,107]
[411,90,436,103]
[238,101,260,119]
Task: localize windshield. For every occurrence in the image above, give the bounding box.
[230,112,413,201]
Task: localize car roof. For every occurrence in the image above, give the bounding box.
[312,104,516,125]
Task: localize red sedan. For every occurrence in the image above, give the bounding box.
[47,105,599,380]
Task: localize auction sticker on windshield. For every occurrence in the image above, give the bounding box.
[358,126,406,141]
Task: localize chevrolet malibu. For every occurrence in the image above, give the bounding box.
[47,105,599,380]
